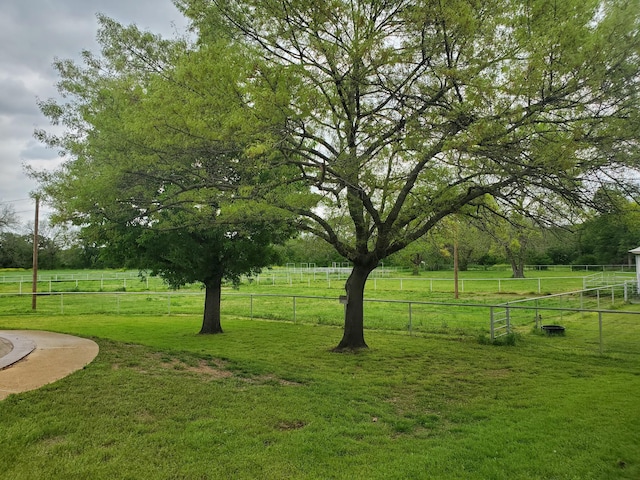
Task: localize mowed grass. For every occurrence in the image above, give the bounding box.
[1,313,639,479]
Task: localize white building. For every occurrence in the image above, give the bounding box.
[629,246,640,293]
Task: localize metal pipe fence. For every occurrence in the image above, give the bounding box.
[1,290,639,357]
[0,271,145,283]
[3,274,628,297]
[492,282,636,336]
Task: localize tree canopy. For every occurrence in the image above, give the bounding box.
[33,16,297,334]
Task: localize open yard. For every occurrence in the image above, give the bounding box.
[1,269,639,478]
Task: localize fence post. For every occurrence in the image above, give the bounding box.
[506,306,511,334]
[611,286,614,305]
[599,311,603,355]
[490,306,495,340]
[538,278,541,294]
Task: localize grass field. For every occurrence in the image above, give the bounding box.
[1,269,639,478]
[0,266,618,294]
[1,267,638,356]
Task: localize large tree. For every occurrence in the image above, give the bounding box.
[0,233,32,268]
[33,16,296,334]
[473,211,540,278]
[0,203,18,232]
[576,194,640,265]
[177,0,640,349]
[91,210,288,333]
[467,195,550,278]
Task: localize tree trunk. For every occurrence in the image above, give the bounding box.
[505,245,525,279]
[200,276,223,334]
[510,258,525,278]
[334,262,376,351]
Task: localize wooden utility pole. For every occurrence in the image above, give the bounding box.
[453,239,459,299]
[32,195,39,310]
[453,218,460,300]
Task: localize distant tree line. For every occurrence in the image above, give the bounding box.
[2,197,640,273]
[0,231,100,270]
[277,197,640,274]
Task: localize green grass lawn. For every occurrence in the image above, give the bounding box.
[1,268,639,478]
[0,267,638,356]
[0,313,639,479]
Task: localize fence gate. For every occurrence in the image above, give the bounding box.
[490,305,511,340]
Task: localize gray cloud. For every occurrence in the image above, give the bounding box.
[0,77,42,116]
[0,0,188,224]
[20,140,60,161]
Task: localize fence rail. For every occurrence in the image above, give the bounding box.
[5,274,636,297]
[1,290,639,357]
[0,271,146,283]
[492,282,637,338]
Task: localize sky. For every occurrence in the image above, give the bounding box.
[0,0,189,226]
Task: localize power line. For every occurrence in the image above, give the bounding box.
[0,198,33,205]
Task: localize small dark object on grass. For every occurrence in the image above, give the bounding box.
[541,325,565,335]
